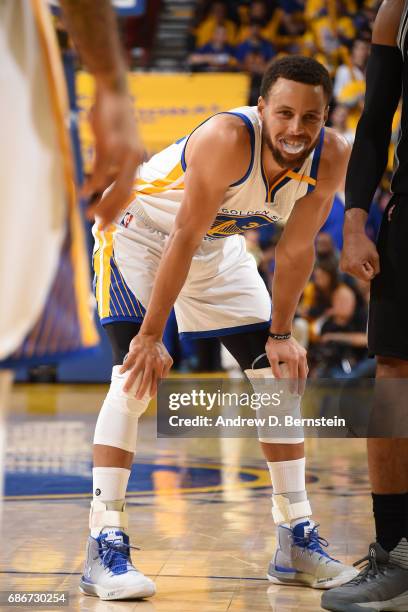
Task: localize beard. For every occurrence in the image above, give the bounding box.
[262,130,317,170]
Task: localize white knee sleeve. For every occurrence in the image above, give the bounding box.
[93,366,150,453]
[244,366,304,444]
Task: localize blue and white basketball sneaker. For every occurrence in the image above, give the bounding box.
[79,529,156,600]
[267,520,358,589]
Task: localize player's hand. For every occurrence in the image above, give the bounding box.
[83,85,144,229]
[119,333,173,399]
[265,336,308,394]
[340,231,380,281]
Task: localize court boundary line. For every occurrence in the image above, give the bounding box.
[0,570,268,581]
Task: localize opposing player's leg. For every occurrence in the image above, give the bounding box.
[322,199,408,610]
[80,322,155,600]
[220,329,357,589]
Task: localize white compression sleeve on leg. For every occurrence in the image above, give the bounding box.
[93,366,150,453]
[267,457,306,494]
[92,467,130,502]
[244,366,304,444]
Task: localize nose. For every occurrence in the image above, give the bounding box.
[287,116,304,136]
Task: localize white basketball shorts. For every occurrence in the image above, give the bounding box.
[93,206,271,339]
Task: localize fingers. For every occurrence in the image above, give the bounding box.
[268,356,283,378]
[341,250,380,281]
[369,249,380,276]
[82,149,113,199]
[298,356,308,396]
[120,352,134,374]
[286,357,299,394]
[286,356,298,380]
[149,369,158,398]
[342,262,375,282]
[136,363,153,400]
[122,349,173,398]
[298,350,308,378]
[85,151,142,229]
[363,261,377,279]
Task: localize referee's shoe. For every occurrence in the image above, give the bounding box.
[321,540,408,611]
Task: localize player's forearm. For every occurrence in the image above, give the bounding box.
[345,123,390,214]
[345,44,402,213]
[59,0,127,92]
[139,231,201,340]
[271,246,315,334]
[344,207,368,235]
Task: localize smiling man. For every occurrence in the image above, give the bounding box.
[83,56,355,600]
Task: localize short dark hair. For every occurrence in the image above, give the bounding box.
[260,55,333,103]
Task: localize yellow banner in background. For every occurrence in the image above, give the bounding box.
[77,72,250,171]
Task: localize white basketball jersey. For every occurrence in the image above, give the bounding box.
[126,106,324,240]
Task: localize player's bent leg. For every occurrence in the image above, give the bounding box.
[80,322,155,601]
[220,330,357,589]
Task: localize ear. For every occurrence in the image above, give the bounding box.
[323,105,329,124]
[258,96,265,119]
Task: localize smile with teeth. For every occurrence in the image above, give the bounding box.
[280,138,306,154]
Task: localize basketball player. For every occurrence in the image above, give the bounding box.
[79,56,359,601]
[322,1,408,610]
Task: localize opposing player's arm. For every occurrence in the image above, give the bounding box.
[60,0,127,92]
[341,0,404,279]
[121,116,251,395]
[345,0,403,214]
[60,0,144,227]
[271,131,350,336]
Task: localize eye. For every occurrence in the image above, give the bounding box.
[279,110,292,118]
[305,114,319,123]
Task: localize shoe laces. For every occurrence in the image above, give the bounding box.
[349,550,391,584]
[95,537,140,575]
[293,524,332,560]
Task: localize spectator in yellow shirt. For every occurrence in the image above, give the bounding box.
[193,1,237,48]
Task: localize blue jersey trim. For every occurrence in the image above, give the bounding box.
[270,171,299,203]
[307,128,325,194]
[180,111,256,188]
[101,315,144,326]
[179,320,270,340]
[225,112,255,186]
[261,162,269,200]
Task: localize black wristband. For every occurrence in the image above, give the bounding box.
[268,331,291,341]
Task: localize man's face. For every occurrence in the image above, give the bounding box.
[352,40,370,68]
[213,25,227,46]
[258,78,328,169]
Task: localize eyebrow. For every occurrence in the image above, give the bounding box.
[275,105,321,114]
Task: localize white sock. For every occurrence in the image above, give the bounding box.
[267,457,311,526]
[91,467,131,537]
